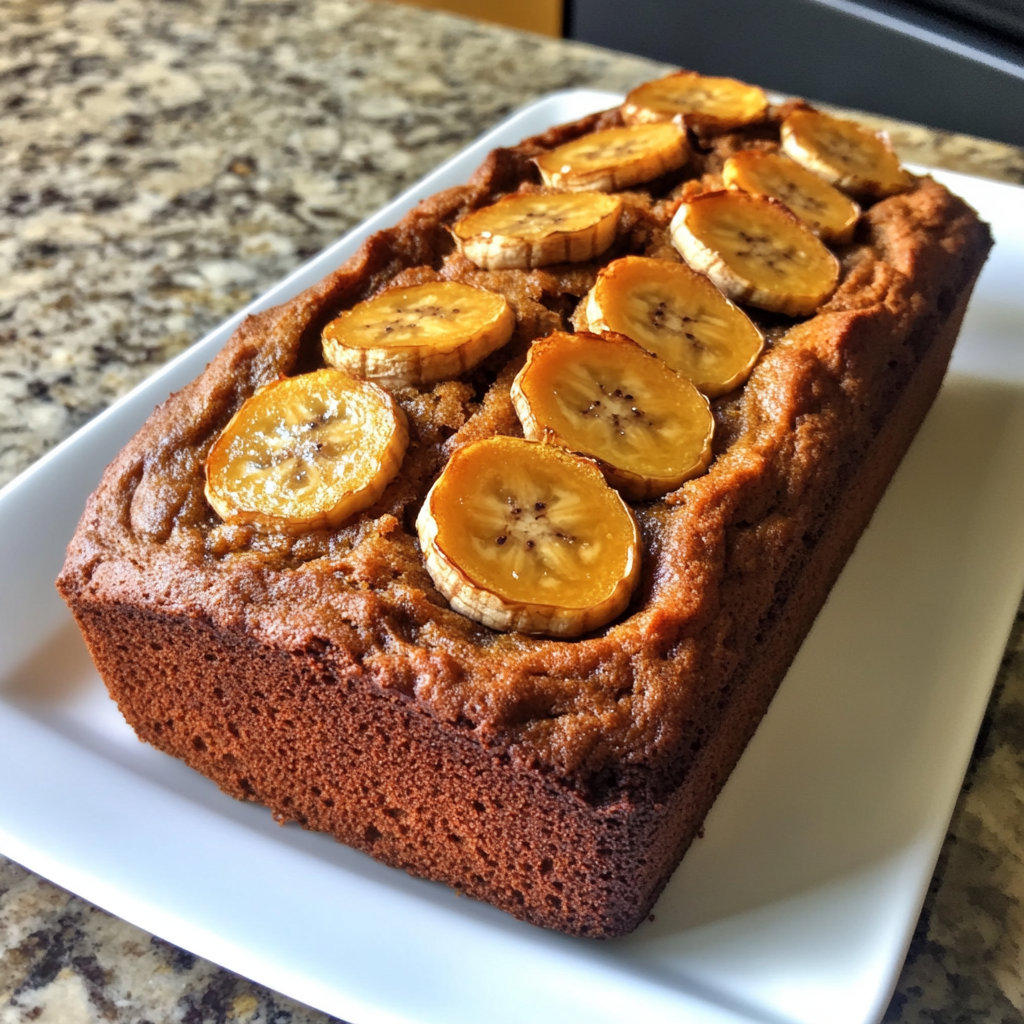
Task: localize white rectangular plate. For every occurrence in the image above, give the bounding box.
[2,91,1024,1024]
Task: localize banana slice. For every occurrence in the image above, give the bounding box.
[534,123,688,192]
[781,109,912,199]
[416,436,641,637]
[622,71,768,132]
[511,331,713,501]
[452,192,622,270]
[322,281,515,388]
[582,256,764,397]
[723,150,861,244]
[205,368,408,533]
[670,191,840,316]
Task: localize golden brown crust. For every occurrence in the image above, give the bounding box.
[57,96,992,934]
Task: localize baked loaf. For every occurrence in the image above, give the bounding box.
[57,76,992,937]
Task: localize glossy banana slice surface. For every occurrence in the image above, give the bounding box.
[205,369,408,533]
[322,281,515,388]
[511,331,714,501]
[582,255,764,397]
[534,123,688,192]
[623,71,768,132]
[416,436,641,636]
[452,192,622,270]
[781,109,912,199]
[670,191,840,316]
[723,149,861,244]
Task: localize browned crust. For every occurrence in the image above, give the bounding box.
[57,100,992,936]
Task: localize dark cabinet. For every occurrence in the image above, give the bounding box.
[566,0,1024,146]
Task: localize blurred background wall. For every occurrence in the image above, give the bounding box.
[392,0,563,35]
[391,0,1024,146]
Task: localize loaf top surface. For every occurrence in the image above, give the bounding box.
[58,94,991,800]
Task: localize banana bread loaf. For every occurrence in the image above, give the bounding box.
[56,76,992,937]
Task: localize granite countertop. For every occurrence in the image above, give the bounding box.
[2,1,1023,1021]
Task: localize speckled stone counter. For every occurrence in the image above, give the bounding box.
[2,2,1023,1022]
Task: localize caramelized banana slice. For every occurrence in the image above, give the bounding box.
[205,369,408,533]
[582,255,764,397]
[781,109,912,199]
[623,71,768,132]
[416,436,640,636]
[723,150,861,244]
[322,281,515,388]
[452,192,622,270]
[670,191,840,316]
[534,123,688,192]
[511,331,714,500]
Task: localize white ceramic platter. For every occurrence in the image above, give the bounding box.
[2,90,1024,1024]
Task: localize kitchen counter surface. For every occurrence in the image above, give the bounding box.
[1,1,1023,1021]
